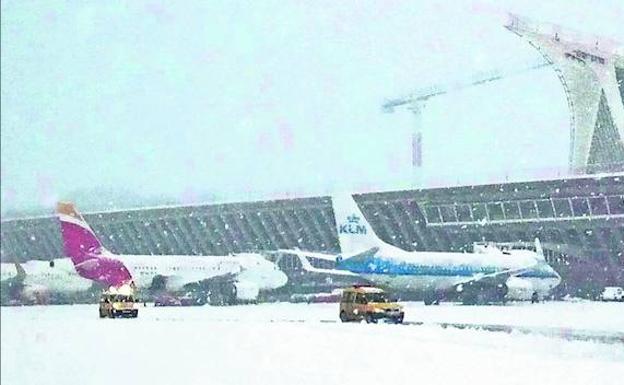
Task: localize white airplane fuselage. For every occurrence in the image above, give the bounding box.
[112,253,287,293]
[337,244,561,300]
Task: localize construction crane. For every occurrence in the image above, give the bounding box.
[381,58,553,182]
[382,59,552,113]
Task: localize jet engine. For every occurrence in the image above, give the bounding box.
[234,281,260,302]
[505,276,534,301]
[21,284,50,304]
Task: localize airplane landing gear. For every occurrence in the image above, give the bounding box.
[207,282,237,306]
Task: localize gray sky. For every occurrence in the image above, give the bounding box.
[2,0,623,215]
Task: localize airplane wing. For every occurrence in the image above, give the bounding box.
[270,248,379,276]
[149,270,241,291]
[272,247,379,262]
[336,247,380,263]
[269,250,357,276]
[274,249,336,261]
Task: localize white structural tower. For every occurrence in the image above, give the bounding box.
[505,14,624,174]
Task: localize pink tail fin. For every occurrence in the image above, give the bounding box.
[57,202,132,288]
[57,202,107,265]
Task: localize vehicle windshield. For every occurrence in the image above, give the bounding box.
[365,293,389,303]
[115,295,134,302]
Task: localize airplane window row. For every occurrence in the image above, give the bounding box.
[136,266,158,271]
[170,266,209,271]
[136,265,212,273]
[401,265,495,275]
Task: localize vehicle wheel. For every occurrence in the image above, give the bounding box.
[99,310,105,318]
[394,316,404,324]
[365,313,377,324]
[132,311,138,318]
[340,311,348,323]
[462,291,477,305]
[424,291,436,305]
[222,283,237,306]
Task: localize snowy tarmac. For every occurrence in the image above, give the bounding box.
[2,301,623,385]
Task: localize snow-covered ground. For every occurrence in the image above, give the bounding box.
[2,301,623,385]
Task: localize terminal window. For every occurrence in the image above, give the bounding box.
[424,206,441,223]
[439,206,457,222]
[471,203,488,222]
[589,197,609,215]
[455,205,472,222]
[535,200,554,218]
[607,195,624,214]
[487,203,504,221]
[519,201,539,219]
[571,198,591,217]
[503,202,521,220]
[552,199,573,217]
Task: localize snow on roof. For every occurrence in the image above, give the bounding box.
[347,286,384,293]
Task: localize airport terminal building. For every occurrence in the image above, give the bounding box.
[2,174,623,298]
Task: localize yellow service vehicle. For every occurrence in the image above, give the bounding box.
[99,286,138,318]
[339,285,404,324]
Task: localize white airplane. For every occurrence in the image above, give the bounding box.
[57,202,287,303]
[331,195,562,304]
[0,258,93,303]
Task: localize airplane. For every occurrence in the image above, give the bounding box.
[56,202,287,304]
[0,258,93,304]
[330,195,562,305]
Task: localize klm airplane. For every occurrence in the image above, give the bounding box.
[332,195,561,304]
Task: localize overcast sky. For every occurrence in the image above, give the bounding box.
[2,0,623,215]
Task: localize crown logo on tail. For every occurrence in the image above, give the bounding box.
[347,214,360,223]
